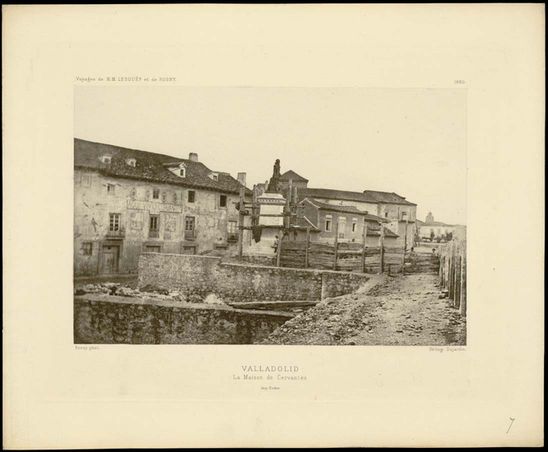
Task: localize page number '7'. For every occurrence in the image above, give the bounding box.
[506,417,515,434]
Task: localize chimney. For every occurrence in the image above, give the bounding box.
[189,152,198,162]
[237,172,247,187]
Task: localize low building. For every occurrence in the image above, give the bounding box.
[418,212,466,242]
[292,198,399,246]
[296,187,417,249]
[74,138,249,276]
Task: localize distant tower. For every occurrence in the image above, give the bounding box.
[426,212,434,223]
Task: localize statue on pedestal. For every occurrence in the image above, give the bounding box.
[266,159,281,193]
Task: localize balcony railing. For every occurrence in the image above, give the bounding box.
[148,230,159,239]
[184,229,195,241]
[106,227,125,238]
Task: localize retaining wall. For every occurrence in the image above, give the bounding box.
[138,253,369,302]
[74,295,292,344]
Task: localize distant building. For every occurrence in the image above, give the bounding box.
[418,212,466,242]
[293,198,399,246]
[74,138,249,276]
[296,187,417,249]
[277,167,417,249]
[279,170,309,192]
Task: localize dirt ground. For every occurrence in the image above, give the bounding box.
[262,273,466,346]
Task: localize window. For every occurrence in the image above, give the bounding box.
[149,214,159,238]
[149,215,159,231]
[220,194,227,208]
[179,167,186,177]
[227,220,238,242]
[109,213,121,232]
[81,174,92,187]
[352,219,357,233]
[210,172,219,181]
[107,183,115,195]
[152,188,160,199]
[188,190,195,203]
[338,217,346,238]
[126,158,136,167]
[184,216,195,240]
[101,155,112,164]
[81,242,93,255]
[325,215,332,232]
[161,191,167,203]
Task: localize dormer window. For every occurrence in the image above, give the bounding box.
[164,161,187,178]
[209,172,219,181]
[100,155,112,164]
[126,158,136,167]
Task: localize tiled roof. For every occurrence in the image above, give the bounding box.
[299,187,416,206]
[280,170,309,182]
[301,198,390,223]
[366,222,399,238]
[74,138,249,195]
[423,220,452,226]
[293,216,320,231]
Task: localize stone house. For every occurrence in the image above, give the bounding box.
[74,138,249,276]
[295,186,417,249]
[290,198,399,246]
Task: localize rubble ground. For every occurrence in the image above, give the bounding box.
[73,279,221,304]
[261,273,466,346]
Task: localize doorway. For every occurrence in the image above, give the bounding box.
[100,244,120,274]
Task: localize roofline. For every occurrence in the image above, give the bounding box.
[74,137,184,162]
[302,215,320,230]
[303,188,417,206]
[74,165,251,195]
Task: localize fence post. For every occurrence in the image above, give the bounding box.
[276,230,283,267]
[237,185,245,258]
[361,221,368,273]
[333,220,339,270]
[379,224,385,273]
[305,227,310,269]
[460,253,466,316]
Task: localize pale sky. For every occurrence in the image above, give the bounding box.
[75,86,466,225]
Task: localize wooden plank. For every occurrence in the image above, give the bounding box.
[379,224,385,273]
[237,185,245,258]
[304,227,310,269]
[333,221,339,270]
[361,222,368,273]
[276,232,283,267]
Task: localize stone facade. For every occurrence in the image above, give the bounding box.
[74,169,242,276]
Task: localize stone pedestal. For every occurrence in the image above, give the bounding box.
[244,192,286,257]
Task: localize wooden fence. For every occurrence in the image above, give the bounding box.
[438,239,467,315]
[279,240,438,274]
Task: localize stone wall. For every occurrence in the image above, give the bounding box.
[74,295,292,344]
[320,270,371,299]
[215,262,323,302]
[138,253,369,303]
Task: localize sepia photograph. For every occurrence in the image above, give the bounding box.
[4,4,544,449]
[73,86,467,345]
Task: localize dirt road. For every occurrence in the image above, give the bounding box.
[262,273,466,346]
